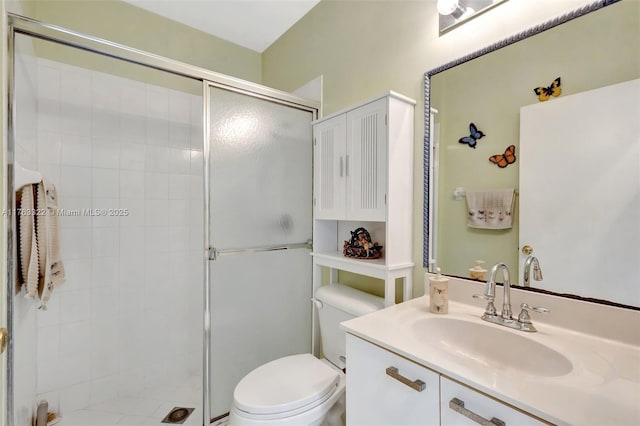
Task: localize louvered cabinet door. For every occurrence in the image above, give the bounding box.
[313,114,347,219]
[346,98,387,221]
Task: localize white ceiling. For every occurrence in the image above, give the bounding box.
[122,0,321,53]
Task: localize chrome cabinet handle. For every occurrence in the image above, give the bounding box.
[385,366,425,392]
[449,398,505,426]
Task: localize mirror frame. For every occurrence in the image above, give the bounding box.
[422,0,639,309]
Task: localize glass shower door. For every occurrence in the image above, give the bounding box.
[207,86,315,420]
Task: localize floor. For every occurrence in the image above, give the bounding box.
[59,377,202,426]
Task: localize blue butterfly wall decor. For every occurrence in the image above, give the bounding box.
[458,123,485,149]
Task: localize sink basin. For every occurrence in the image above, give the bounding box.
[411,317,573,377]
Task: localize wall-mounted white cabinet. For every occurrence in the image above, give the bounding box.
[311,92,415,308]
[314,114,348,220]
[314,98,387,221]
[346,334,547,426]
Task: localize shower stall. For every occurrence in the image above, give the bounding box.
[5,15,317,426]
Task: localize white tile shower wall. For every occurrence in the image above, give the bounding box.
[13,57,204,420]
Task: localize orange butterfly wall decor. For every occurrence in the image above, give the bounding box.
[533,77,561,102]
[489,145,516,168]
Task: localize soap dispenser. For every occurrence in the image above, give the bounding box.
[469,260,487,281]
[428,268,449,314]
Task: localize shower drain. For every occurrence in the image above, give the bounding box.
[161,407,195,424]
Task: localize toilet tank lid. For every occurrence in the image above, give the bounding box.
[315,283,385,316]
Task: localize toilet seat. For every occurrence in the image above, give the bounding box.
[233,354,340,419]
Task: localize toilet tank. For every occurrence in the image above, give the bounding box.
[315,283,385,369]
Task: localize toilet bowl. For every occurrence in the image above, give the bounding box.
[228,284,384,426]
[229,354,345,426]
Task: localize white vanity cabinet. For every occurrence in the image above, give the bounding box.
[346,334,440,426]
[346,334,547,426]
[311,92,415,307]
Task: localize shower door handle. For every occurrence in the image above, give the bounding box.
[208,241,312,261]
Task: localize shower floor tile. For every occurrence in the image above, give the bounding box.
[57,409,124,426]
[59,376,202,426]
[89,397,163,417]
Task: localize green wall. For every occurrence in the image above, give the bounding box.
[262,0,639,297]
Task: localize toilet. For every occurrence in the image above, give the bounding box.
[228,283,385,426]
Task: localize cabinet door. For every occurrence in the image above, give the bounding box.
[441,377,546,426]
[313,114,347,219]
[346,334,440,426]
[346,98,387,221]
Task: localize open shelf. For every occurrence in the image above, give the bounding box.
[312,251,414,289]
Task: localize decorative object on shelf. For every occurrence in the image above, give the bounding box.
[534,77,562,102]
[343,227,383,259]
[488,145,516,168]
[458,122,485,149]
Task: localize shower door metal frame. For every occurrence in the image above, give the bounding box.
[4,13,319,426]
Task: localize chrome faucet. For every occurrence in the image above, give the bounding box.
[523,256,543,287]
[489,262,513,320]
[473,262,548,332]
[473,262,512,323]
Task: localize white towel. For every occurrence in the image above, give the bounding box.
[17,179,65,309]
[466,189,516,230]
[38,179,65,309]
[17,184,40,298]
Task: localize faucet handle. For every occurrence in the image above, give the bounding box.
[472,293,492,301]
[520,303,549,314]
[473,294,497,316]
[517,303,549,332]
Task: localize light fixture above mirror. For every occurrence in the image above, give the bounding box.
[438,0,509,34]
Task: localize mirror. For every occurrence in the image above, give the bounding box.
[424,0,640,308]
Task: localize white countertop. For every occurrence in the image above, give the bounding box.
[341,297,640,425]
